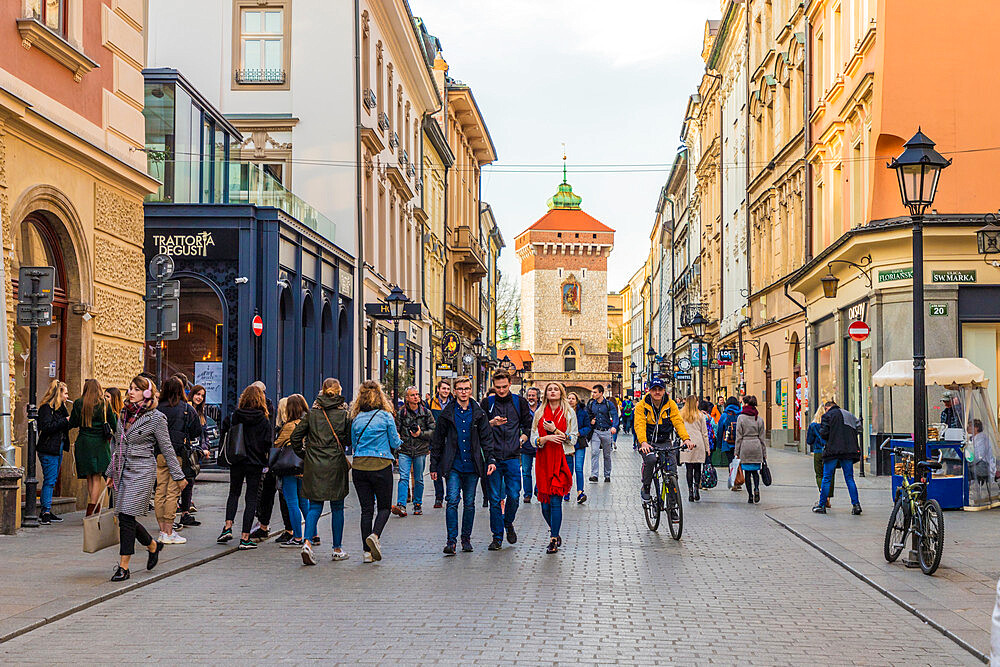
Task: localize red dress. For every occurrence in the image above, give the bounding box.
[535,403,573,503]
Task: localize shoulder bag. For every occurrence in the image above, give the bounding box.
[322,409,351,469]
[83,485,119,554]
[101,403,114,440]
[220,421,247,466]
[268,441,303,476]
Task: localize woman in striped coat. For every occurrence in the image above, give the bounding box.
[105,376,187,582]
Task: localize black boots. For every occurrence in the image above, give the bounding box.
[110,565,130,582]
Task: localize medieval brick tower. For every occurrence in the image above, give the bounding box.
[514,164,614,395]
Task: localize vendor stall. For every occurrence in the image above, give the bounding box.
[872,358,1000,510]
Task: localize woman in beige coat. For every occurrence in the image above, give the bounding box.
[735,395,767,504]
[678,395,710,502]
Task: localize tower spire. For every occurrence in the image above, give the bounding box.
[546,145,582,210]
[562,143,567,184]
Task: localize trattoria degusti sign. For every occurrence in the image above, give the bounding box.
[144,229,237,261]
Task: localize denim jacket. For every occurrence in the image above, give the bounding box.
[350,409,402,460]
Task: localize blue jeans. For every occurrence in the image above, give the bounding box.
[566,448,587,496]
[446,470,479,544]
[520,454,535,500]
[819,458,860,507]
[397,454,426,509]
[488,458,521,540]
[305,499,345,549]
[540,496,563,538]
[39,452,62,512]
[280,476,310,539]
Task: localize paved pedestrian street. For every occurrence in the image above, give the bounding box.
[0,442,982,665]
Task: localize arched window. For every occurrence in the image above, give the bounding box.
[564,345,576,372]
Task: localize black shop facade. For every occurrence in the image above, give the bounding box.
[143,203,355,416]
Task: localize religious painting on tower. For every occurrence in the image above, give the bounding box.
[562,278,581,313]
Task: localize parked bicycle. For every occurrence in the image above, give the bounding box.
[643,442,685,539]
[882,445,945,575]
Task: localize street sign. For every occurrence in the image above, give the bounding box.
[929,303,948,317]
[677,357,692,372]
[252,315,264,337]
[17,267,55,304]
[146,280,180,300]
[145,298,179,340]
[848,320,870,342]
[16,303,51,327]
[148,253,174,280]
[364,302,422,320]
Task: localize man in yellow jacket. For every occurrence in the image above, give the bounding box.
[635,379,691,502]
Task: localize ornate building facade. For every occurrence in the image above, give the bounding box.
[516,170,614,396]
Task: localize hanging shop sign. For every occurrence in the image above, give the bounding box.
[677,357,692,372]
[441,331,461,358]
[846,301,868,322]
[878,267,912,283]
[932,270,976,283]
[717,349,735,365]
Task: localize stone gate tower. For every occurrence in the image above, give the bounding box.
[514,165,614,395]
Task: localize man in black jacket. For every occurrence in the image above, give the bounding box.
[430,376,495,555]
[813,401,862,515]
[481,371,532,550]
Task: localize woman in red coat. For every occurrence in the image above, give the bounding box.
[529,382,577,554]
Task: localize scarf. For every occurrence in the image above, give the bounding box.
[741,405,759,418]
[535,402,572,503]
[109,400,146,491]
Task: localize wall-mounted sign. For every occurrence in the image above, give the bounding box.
[932,270,976,283]
[674,371,692,381]
[878,267,912,283]
[717,349,735,365]
[677,357,692,372]
[144,229,238,260]
[442,331,460,358]
[846,301,867,322]
[339,265,354,299]
[364,302,422,320]
[929,303,949,317]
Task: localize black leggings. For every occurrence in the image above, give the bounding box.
[119,513,153,556]
[744,470,760,496]
[179,477,195,513]
[226,463,263,534]
[685,462,703,490]
[352,466,393,551]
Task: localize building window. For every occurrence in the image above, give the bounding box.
[27,0,66,35]
[564,346,577,372]
[233,1,290,88]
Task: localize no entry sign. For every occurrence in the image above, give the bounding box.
[848,320,870,342]
[252,315,264,337]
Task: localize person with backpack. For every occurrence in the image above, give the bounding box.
[813,400,863,515]
[481,371,531,551]
[807,404,834,507]
[715,397,742,491]
[735,395,767,504]
[636,379,690,502]
[620,398,634,438]
[155,377,202,544]
[586,384,618,483]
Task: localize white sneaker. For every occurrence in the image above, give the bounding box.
[159,531,170,542]
[363,552,373,563]
[163,532,187,544]
[332,550,349,561]
[365,533,382,561]
[301,542,316,566]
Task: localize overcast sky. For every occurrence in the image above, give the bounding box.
[410,0,719,291]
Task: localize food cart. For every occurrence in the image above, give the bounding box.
[872,357,1000,510]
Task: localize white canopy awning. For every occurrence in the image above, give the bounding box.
[872,357,988,388]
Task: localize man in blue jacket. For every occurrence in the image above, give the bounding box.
[715,397,742,489]
[587,384,619,483]
[481,371,532,550]
[430,376,495,555]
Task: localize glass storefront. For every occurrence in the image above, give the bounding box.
[816,343,838,405]
[963,323,1000,425]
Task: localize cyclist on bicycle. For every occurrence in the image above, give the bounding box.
[635,379,691,501]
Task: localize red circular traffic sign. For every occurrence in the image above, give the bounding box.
[848,320,870,342]
[252,315,263,337]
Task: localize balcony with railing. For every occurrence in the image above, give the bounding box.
[234,68,286,84]
[363,89,376,110]
[451,226,487,280]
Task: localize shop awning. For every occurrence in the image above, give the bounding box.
[872,357,988,387]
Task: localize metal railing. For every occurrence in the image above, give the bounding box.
[363,89,376,110]
[234,68,286,84]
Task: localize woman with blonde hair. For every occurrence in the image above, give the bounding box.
[807,403,833,506]
[217,384,274,550]
[271,394,309,549]
[37,380,71,524]
[291,378,352,564]
[105,376,186,581]
[348,380,401,562]
[530,382,576,554]
[678,395,711,502]
[69,378,117,516]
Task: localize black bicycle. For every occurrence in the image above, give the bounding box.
[643,442,684,539]
[882,445,945,575]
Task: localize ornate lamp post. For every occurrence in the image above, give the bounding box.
[887,129,951,468]
[646,347,656,391]
[689,312,708,401]
[630,361,637,398]
[386,285,408,405]
[472,335,485,396]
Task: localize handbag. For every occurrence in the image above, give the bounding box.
[728,457,744,488]
[220,422,247,466]
[83,486,119,553]
[701,457,718,489]
[101,403,114,440]
[268,443,303,476]
[761,460,772,487]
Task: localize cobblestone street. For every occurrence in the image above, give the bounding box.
[0,439,982,665]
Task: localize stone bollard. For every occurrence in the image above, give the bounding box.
[0,466,24,534]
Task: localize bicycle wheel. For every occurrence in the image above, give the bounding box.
[644,470,661,531]
[883,496,910,563]
[665,473,683,540]
[918,499,945,575]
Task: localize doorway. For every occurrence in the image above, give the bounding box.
[763,345,772,435]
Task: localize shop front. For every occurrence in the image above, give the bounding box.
[144,205,355,416]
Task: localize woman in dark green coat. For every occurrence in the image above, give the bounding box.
[291,378,352,564]
[69,379,117,515]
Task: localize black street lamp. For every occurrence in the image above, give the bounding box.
[386,285,408,404]
[630,360,637,397]
[646,346,656,389]
[689,312,708,401]
[472,335,485,395]
[888,129,950,472]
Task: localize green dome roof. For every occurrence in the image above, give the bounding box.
[546,160,582,210]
